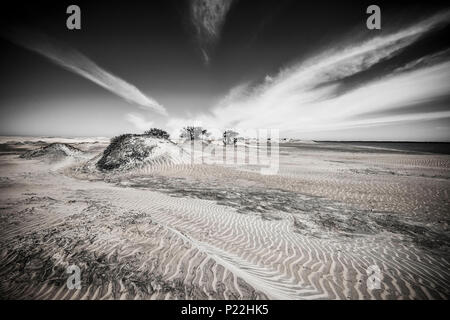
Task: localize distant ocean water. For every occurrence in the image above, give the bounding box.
[281,142,450,155]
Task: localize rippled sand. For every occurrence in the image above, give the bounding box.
[0,138,449,299]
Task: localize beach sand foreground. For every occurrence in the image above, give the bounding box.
[0,137,449,299]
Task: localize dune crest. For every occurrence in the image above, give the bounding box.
[96,135,191,172]
[20,143,83,160]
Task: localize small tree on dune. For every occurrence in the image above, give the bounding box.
[144,128,170,139]
[223,130,239,146]
[201,129,210,141]
[180,126,206,141]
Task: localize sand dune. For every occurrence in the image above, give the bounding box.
[0,139,449,299]
[20,143,84,160]
[96,135,191,172]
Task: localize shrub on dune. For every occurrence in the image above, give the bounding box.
[96,132,188,172]
[144,128,170,140]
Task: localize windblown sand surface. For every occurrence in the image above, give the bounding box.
[0,137,449,299]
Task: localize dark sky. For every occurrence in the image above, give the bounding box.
[0,0,449,140]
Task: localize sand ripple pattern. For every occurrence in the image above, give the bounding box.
[1,141,449,300]
[2,179,448,300]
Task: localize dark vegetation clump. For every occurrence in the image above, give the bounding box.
[97,134,136,171]
[144,128,170,139]
[97,132,166,171]
[20,143,82,159]
[179,126,209,141]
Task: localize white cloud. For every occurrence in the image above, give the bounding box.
[3,27,167,116]
[169,9,450,138]
[125,113,154,131]
[189,0,235,63]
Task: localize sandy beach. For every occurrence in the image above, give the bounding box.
[0,137,449,300]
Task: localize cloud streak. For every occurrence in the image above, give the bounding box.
[189,0,235,64]
[3,27,167,116]
[170,9,450,139]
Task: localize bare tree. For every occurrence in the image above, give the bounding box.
[201,129,211,141]
[223,130,239,146]
[180,126,206,141]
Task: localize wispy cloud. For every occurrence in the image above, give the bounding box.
[2,27,167,116]
[189,0,235,64]
[170,9,450,138]
[125,113,154,131]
